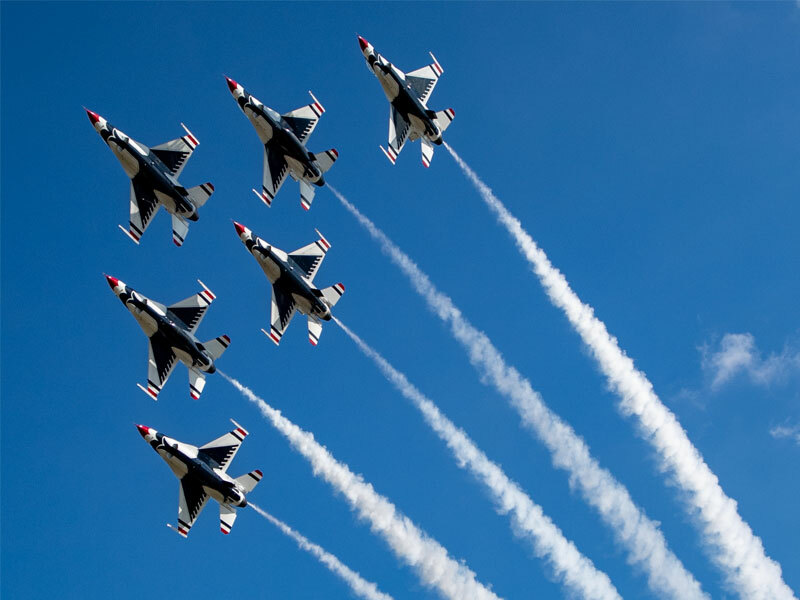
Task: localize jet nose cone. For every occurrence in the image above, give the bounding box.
[233,221,246,236]
[105,274,121,290]
[225,76,239,93]
[357,35,370,51]
[85,108,101,125]
[136,424,151,438]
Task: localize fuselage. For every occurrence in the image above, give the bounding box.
[112,280,216,373]
[139,426,247,507]
[89,113,199,220]
[364,49,443,145]
[232,86,325,186]
[241,230,332,321]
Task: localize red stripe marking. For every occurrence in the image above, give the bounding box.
[186,133,198,146]
[309,338,317,346]
[191,392,200,400]
[222,335,230,344]
[269,333,280,344]
[236,427,247,437]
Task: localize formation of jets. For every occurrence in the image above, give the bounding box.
[91,36,454,537]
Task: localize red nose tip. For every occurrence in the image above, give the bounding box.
[357,36,369,51]
[233,221,246,236]
[136,424,150,437]
[105,275,120,289]
[85,109,101,125]
[225,76,238,93]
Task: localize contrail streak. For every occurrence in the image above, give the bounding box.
[328,184,706,600]
[220,372,501,600]
[334,317,621,600]
[249,503,394,600]
[444,143,796,600]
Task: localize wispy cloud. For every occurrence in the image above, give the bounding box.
[221,373,500,600]
[443,144,796,600]
[702,333,800,390]
[335,317,621,600]
[250,503,394,600]
[329,185,706,600]
[770,423,800,446]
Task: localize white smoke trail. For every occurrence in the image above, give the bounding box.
[220,372,500,600]
[249,502,394,600]
[334,317,621,600]
[328,185,706,600]
[444,144,796,600]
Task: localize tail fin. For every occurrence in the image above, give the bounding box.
[236,469,263,494]
[312,149,338,174]
[186,182,214,208]
[433,108,455,134]
[319,283,345,308]
[203,335,231,360]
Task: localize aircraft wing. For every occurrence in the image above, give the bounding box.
[257,142,290,206]
[167,280,216,334]
[150,124,199,179]
[120,177,161,244]
[405,53,444,106]
[175,478,209,537]
[281,91,325,144]
[142,339,178,400]
[199,420,249,474]
[263,285,296,345]
[380,106,411,165]
[287,230,331,283]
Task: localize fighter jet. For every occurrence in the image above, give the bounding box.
[233,222,345,346]
[136,420,263,537]
[357,36,455,167]
[225,77,338,210]
[86,109,214,246]
[105,275,230,401]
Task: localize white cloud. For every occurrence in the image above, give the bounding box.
[770,423,800,446]
[702,333,800,390]
[441,146,795,600]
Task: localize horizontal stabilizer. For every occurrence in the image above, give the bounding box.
[308,317,323,346]
[188,368,206,401]
[203,335,231,360]
[186,182,214,209]
[299,179,315,211]
[220,504,237,535]
[421,138,435,168]
[320,283,345,308]
[235,469,263,494]
[171,214,190,247]
[433,108,455,134]
[312,149,338,174]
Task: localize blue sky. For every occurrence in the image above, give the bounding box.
[2,2,799,599]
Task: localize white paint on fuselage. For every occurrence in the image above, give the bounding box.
[173,347,193,367]
[130,306,158,337]
[245,108,274,144]
[375,65,401,102]
[109,142,141,179]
